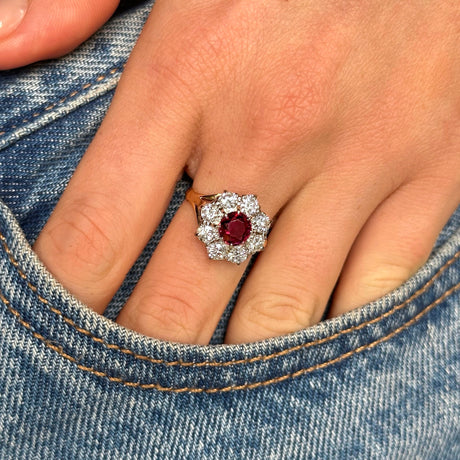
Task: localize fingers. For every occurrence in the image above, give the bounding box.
[115,204,248,344]
[25,0,459,349]
[224,172,389,344]
[328,178,460,317]
[33,10,201,313]
[115,161,287,344]
[0,0,120,69]
[224,172,459,345]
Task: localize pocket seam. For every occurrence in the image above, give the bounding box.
[0,66,123,138]
[1,281,459,392]
[1,232,459,367]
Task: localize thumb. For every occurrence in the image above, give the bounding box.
[0,0,120,70]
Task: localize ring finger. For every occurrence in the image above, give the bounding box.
[117,152,394,345]
[116,148,295,344]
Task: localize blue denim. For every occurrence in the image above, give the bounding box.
[0,2,459,458]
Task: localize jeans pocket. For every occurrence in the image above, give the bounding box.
[1,197,459,459]
[0,0,459,453]
[0,196,459,391]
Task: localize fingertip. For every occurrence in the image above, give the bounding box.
[0,0,28,40]
[0,0,120,70]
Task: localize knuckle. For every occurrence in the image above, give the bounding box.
[176,4,252,81]
[144,54,199,106]
[142,11,237,98]
[43,198,120,283]
[249,76,327,146]
[244,54,336,164]
[242,287,320,337]
[133,295,197,344]
[130,275,205,343]
[358,261,415,299]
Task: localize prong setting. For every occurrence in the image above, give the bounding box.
[195,191,271,264]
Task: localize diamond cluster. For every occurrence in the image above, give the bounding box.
[196,192,270,264]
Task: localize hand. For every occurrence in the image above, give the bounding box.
[27,0,459,344]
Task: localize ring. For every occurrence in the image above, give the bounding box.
[186,189,271,264]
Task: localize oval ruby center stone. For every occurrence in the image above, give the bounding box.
[219,212,252,246]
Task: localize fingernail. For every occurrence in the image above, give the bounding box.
[0,0,28,40]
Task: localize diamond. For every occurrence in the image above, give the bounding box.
[207,241,227,260]
[200,203,222,225]
[226,245,249,264]
[196,225,219,244]
[245,233,266,253]
[251,212,271,233]
[217,192,240,213]
[239,194,260,217]
[219,212,252,246]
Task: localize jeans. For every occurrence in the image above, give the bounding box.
[0,2,459,458]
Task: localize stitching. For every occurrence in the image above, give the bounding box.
[0,68,123,137]
[1,281,459,393]
[0,232,459,367]
[0,232,460,367]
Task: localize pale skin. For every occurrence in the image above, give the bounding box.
[1,0,458,344]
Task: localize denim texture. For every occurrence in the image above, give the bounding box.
[0,2,459,458]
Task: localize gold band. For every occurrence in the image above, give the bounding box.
[185,188,220,224]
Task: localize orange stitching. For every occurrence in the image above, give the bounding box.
[1,281,459,392]
[0,232,459,367]
[0,67,123,138]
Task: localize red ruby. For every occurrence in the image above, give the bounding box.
[219,212,252,246]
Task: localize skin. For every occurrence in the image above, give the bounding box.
[1,0,459,344]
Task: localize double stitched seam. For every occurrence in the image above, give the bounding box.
[0,232,459,368]
[0,67,123,137]
[3,233,460,369]
[1,281,459,392]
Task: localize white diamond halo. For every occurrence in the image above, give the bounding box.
[195,191,271,264]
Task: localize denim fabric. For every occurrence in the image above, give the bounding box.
[0,2,459,458]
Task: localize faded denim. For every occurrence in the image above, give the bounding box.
[0,2,459,458]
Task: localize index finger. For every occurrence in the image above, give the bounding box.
[33,2,200,312]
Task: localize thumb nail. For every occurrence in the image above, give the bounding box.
[0,0,28,40]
